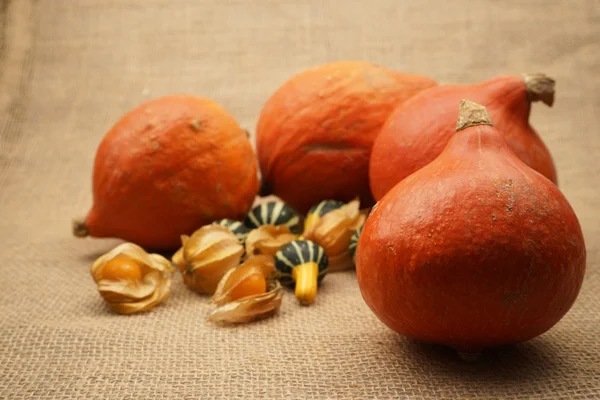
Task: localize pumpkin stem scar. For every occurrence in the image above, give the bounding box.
[190,120,201,131]
[456,100,493,132]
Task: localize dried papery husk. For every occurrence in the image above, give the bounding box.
[211,255,276,306]
[324,253,354,273]
[173,225,244,294]
[91,242,174,314]
[359,207,372,218]
[303,199,365,272]
[304,200,345,233]
[171,235,188,268]
[207,279,283,324]
[244,225,297,258]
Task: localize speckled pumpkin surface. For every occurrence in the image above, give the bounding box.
[256,61,436,213]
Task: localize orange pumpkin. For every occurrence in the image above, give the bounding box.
[357,100,585,354]
[73,95,259,250]
[370,74,557,200]
[256,61,436,214]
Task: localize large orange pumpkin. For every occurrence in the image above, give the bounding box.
[73,95,259,250]
[256,61,436,214]
[370,74,557,201]
[357,100,585,354]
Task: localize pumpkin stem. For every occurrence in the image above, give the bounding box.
[456,100,494,132]
[523,73,555,107]
[292,262,319,305]
[72,217,90,237]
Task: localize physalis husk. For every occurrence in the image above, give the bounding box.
[244,224,296,259]
[303,199,366,272]
[91,242,174,314]
[172,225,244,294]
[208,255,282,324]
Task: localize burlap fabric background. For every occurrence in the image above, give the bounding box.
[1,1,599,398]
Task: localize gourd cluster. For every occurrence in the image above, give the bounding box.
[91,199,365,323]
[79,62,586,356]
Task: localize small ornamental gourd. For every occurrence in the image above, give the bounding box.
[304,200,345,232]
[275,240,328,305]
[303,199,365,271]
[91,243,174,314]
[208,255,283,324]
[357,100,586,357]
[348,223,363,261]
[244,200,301,234]
[212,219,250,242]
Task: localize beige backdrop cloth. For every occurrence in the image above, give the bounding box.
[1,0,599,399]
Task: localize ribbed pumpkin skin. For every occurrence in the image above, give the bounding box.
[357,120,585,352]
[84,95,259,250]
[370,75,558,201]
[256,61,437,214]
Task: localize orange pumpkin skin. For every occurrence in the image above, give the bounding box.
[370,75,558,201]
[356,108,585,352]
[82,95,259,250]
[256,61,437,214]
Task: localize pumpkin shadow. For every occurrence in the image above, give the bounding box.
[396,335,563,386]
[146,248,177,260]
[73,238,124,263]
[75,240,176,263]
[78,249,113,263]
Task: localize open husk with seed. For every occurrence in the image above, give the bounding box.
[303,199,366,272]
[172,225,244,294]
[91,242,174,314]
[208,255,283,324]
[244,225,297,259]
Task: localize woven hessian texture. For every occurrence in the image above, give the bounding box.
[1,1,599,398]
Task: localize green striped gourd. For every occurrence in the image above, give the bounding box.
[274,240,328,305]
[304,200,345,232]
[348,223,363,260]
[244,201,301,234]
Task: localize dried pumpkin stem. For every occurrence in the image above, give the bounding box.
[72,217,89,237]
[523,73,555,107]
[456,100,493,132]
[292,262,319,305]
